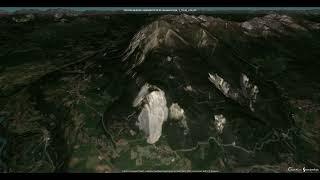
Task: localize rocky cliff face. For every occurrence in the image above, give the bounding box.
[111,13,320,170]
[1,13,319,172]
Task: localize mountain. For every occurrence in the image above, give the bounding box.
[0,9,8,14]
[12,8,81,16]
[13,9,43,15]
[110,14,320,169]
[44,8,80,16]
[0,13,319,172]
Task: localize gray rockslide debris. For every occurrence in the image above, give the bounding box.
[208,73,259,112]
[133,83,168,144]
[169,103,189,135]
